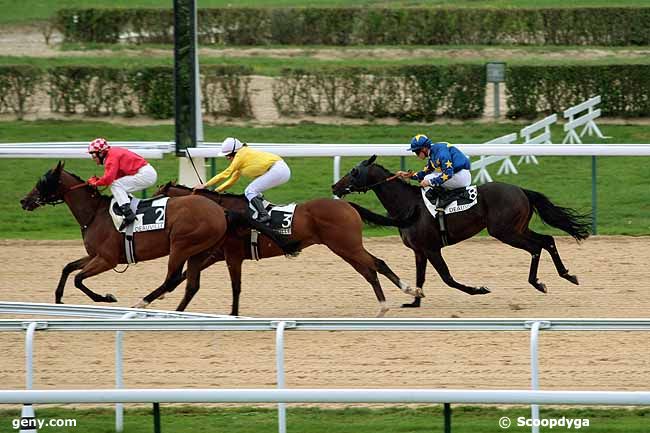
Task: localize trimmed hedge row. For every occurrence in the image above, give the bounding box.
[506,65,650,119]
[272,65,486,121]
[0,65,253,120]
[55,7,650,46]
[2,64,650,120]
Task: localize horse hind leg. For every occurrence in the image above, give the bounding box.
[372,256,424,299]
[175,253,206,311]
[534,232,579,285]
[133,265,185,309]
[339,255,389,317]
[493,231,547,293]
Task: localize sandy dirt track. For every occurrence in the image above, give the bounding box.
[0,236,649,393]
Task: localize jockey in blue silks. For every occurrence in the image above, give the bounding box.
[396,134,472,190]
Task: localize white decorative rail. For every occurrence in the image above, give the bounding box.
[562,96,609,144]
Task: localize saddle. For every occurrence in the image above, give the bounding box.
[421,185,478,247]
[109,195,169,264]
[248,198,297,235]
[248,198,297,260]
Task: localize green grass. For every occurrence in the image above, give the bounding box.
[2,119,650,239]
[2,1,650,25]
[0,405,649,433]
[3,47,650,76]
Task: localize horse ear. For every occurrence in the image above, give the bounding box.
[368,154,377,165]
[55,160,65,172]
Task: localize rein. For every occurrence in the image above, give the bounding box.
[360,173,403,192]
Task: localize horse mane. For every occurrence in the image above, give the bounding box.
[370,162,421,220]
[166,181,246,200]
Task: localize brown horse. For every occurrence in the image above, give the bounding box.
[20,161,297,311]
[154,181,421,317]
[332,155,591,307]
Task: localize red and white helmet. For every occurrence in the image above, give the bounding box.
[88,137,110,154]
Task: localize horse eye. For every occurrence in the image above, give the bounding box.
[351,168,359,176]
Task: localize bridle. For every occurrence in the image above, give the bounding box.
[345,164,402,194]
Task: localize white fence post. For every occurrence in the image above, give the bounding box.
[274,321,295,433]
[562,96,609,144]
[21,322,39,433]
[519,114,557,165]
[471,133,518,184]
[115,312,139,433]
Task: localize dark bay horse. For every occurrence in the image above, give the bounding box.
[20,161,297,311]
[331,155,591,307]
[155,181,420,317]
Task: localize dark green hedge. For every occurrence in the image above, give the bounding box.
[272,65,486,120]
[3,64,650,120]
[506,64,650,119]
[55,7,650,46]
[0,65,253,120]
[0,66,43,120]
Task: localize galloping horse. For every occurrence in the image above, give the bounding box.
[154,181,420,317]
[20,161,297,311]
[331,155,591,307]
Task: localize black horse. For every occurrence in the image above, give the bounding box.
[331,155,591,307]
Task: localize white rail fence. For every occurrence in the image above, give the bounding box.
[563,96,609,144]
[2,305,650,433]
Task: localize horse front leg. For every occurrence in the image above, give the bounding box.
[73,256,119,302]
[225,256,243,316]
[55,256,92,304]
[426,249,490,295]
[402,252,427,308]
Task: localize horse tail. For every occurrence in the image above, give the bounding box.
[522,189,592,241]
[347,202,417,228]
[225,210,302,256]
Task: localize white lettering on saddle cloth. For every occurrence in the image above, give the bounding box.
[109,197,169,233]
[268,203,297,235]
[421,186,478,218]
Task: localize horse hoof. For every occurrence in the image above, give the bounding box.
[376,308,389,318]
[401,299,421,308]
[475,286,490,295]
[133,300,149,309]
[563,273,579,285]
[105,293,118,302]
[535,283,548,294]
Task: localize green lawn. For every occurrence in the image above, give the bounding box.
[2,120,649,239]
[3,48,650,77]
[0,405,649,433]
[2,0,649,25]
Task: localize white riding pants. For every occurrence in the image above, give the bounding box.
[111,164,158,206]
[424,168,471,190]
[244,160,291,201]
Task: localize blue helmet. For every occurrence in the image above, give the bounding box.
[408,134,432,152]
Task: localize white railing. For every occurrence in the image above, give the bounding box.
[2,314,650,433]
[563,96,609,144]
[518,113,557,165]
[2,388,650,405]
[472,133,518,184]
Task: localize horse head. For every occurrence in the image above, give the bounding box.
[332,154,392,197]
[21,161,94,211]
[21,161,68,210]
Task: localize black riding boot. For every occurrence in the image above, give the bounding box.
[250,196,271,224]
[119,203,136,230]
